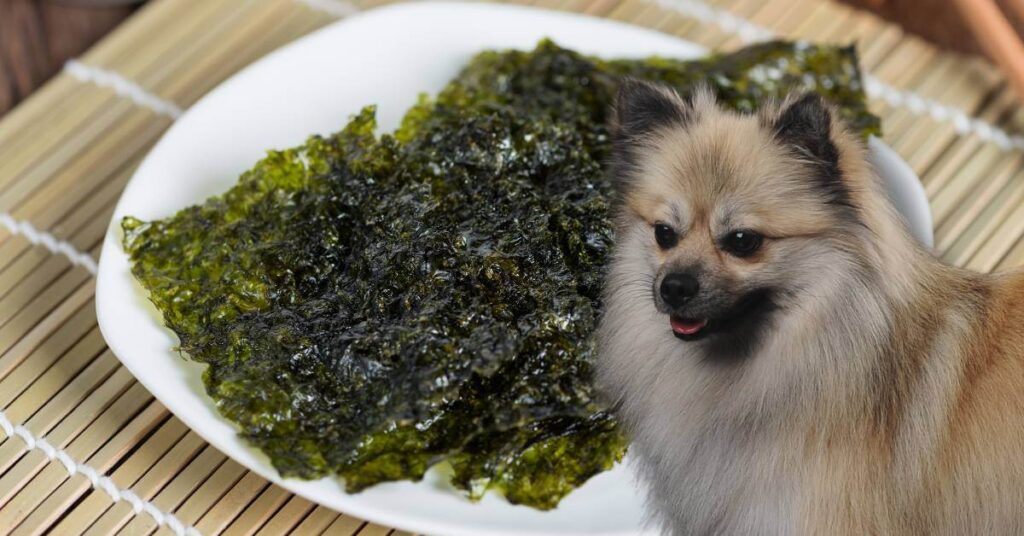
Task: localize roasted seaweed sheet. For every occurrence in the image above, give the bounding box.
[123,40,877,509]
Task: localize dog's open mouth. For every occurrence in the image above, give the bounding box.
[666,288,779,350]
[670,316,708,340]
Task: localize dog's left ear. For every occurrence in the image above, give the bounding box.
[771,94,845,201]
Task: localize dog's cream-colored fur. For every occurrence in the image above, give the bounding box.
[597,83,1024,535]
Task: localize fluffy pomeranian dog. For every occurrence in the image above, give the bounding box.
[596,80,1024,535]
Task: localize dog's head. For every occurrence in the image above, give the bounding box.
[606,80,872,362]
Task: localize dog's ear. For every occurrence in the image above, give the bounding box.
[609,80,692,195]
[771,94,846,205]
[612,79,690,142]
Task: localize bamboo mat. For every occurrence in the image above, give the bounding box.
[0,0,1022,534]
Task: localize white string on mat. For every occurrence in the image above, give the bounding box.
[864,78,1020,150]
[298,0,362,17]
[0,213,98,275]
[650,0,774,42]
[0,409,202,536]
[63,60,184,120]
[649,0,1024,152]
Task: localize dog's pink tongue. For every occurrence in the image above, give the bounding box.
[671,317,708,335]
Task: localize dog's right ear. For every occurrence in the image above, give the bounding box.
[612,79,691,142]
[609,80,691,195]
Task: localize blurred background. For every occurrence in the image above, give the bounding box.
[3,0,1024,116]
[1,0,140,115]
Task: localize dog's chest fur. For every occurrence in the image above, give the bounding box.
[631,412,804,535]
[615,347,866,536]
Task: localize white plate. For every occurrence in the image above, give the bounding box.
[95,3,933,536]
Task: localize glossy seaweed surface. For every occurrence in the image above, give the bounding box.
[123,40,878,509]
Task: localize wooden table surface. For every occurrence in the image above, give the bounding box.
[0,0,135,116]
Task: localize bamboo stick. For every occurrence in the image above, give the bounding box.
[966,197,1024,272]
[163,1,323,107]
[908,86,1017,180]
[582,0,624,16]
[786,1,855,43]
[605,0,651,26]
[0,366,134,532]
[920,132,989,195]
[890,67,1001,157]
[4,387,159,532]
[0,274,96,365]
[930,144,1007,226]
[220,484,292,536]
[0,295,93,383]
[0,151,143,295]
[77,0,205,68]
[193,472,271,535]
[105,0,246,84]
[774,0,836,39]
[0,0,190,154]
[875,56,963,140]
[860,38,939,127]
[934,153,1024,251]
[995,232,1024,270]
[290,506,341,535]
[939,167,1024,264]
[133,0,288,100]
[0,98,140,204]
[111,444,228,535]
[0,329,107,426]
[717,0,805,50]
[0,208,110,331]
[358,523,395,536]
[0,152,142,300]
[3,121,150,234]
[169,460,249,530]
[0,280,94,376]
[36,401,169,535]
[319,515,366,536]
[83,432,209,534]
[0,0,239,202]
[0,338,109,480]
[251,496,317,536]
[676,0,750,49]
[43,414,186,536]
[0,83,99,176]
[646,4,705,44]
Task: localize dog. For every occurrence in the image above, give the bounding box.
[596,80,1024,535]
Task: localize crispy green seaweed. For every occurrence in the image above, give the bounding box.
[122,40,878,509]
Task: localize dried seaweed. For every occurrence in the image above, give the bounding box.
[123,40,877,509]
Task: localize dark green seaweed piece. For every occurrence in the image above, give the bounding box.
[123,40,878,509]
[603,41,879,137]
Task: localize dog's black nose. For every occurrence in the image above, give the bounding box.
[660,273,699,307]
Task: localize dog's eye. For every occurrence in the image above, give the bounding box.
[722,230,763,257]
[654,223,678,249]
